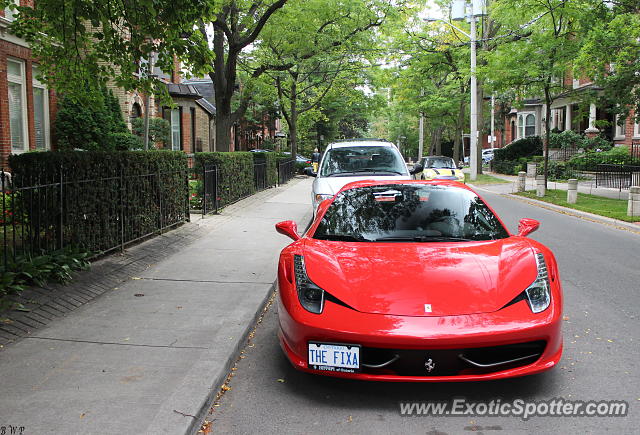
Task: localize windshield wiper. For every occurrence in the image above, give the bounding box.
[375,236,475,242]
[327,169,405,176]
[315,234,371,242]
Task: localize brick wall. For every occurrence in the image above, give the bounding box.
[0,37,57,168]
[195,106,210,152]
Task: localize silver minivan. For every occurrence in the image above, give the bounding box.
[311,139,422,212]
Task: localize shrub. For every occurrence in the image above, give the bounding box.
[567,146,637,171]
[1,247,90,309]
[494,136,543,161]
[109,132,144,151]
[549,130,585,149]
[492,160,523,175]
[194,152,255,206]
[131,117,171,146]
[8,151,188,254]
[54,86,128,151]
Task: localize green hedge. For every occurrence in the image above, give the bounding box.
[494,136,543,161]
[492,160,525,175]
[8,151,188,254]
[194,152,256,206]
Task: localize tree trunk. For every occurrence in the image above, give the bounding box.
[544,84,552,188]
[289,79,298,159]
[429,126,444,155]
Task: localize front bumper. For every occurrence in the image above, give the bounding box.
[277,295,562,382]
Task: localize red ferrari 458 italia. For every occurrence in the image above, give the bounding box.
[275,180,562,381]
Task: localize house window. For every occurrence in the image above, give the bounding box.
[32,65,50,150]
[518,113,536,138]
[517,116,524,139]
[525,114,536,137]
[614,115,625,139]
[7,58,28,152]
[4,0,20,21]
[634,119,640,138]
[170,108,181,151]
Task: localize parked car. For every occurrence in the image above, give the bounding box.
[275,179,562,381]
[482,148,498,163]
[281,151,312,164]
[249,149,273,153]
[414,156,464,183]
[310,139,418,212]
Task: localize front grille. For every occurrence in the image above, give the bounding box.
[360,341,546,376]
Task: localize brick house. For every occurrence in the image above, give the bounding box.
[110,59,217,155]
[0,0,56,167]
[502,74,640,155]
[2,2,217,169]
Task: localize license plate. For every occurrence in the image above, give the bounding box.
[308,342,360,373]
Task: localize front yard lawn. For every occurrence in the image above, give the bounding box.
[465,173,510,184]
[515,189,639,223]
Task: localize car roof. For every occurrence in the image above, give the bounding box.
[422,155,453,159]
[326,139,397,149]
[335,179,474,196]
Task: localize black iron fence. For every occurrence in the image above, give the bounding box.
[2,156,300,269]
[201,164,219,216]
[632,142,640,160]
[254,162,269,191]
[277,159,295,185]
[595,164,640,190]
[2,168,189,271]
[549,147,581,162]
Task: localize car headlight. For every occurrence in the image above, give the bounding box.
[294,255,325,314]
[314,193,333,204]
[525,253,551,313]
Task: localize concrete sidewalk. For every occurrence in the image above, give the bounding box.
[481,171,632,200]
[0,176,313,435]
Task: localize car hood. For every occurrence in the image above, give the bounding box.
[313,175,413,197]
[302,237,537,317]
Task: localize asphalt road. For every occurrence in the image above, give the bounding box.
[208,188,640,435]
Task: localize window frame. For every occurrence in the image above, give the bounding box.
[7,57,29,153]
[32,65,50,150]
[170,107,182,151]
[614,115,626,140]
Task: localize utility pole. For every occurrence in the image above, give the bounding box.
[490,94,495,148]
[469,13,478,180]
[418,89,425,160]
[143,52,155,151]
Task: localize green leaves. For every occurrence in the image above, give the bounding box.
[0,247,92,308]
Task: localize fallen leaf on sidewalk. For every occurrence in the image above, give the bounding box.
[347,415,353,423]
[277,378,285,383]
[80,413,86,418]
[132,277,141,280]
[221,385,231,392]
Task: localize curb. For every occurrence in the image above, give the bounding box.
[504,193,640,235]
[188,282,277,435]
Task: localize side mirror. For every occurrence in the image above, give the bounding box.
[518,218,540,237]
[275,220,300,241]
[410,163,424,175]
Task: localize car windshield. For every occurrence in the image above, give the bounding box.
[313,184,509,242]
[424,157,456,169]
[319,145,407,177]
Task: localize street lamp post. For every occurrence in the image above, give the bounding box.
[424,0,486,181]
